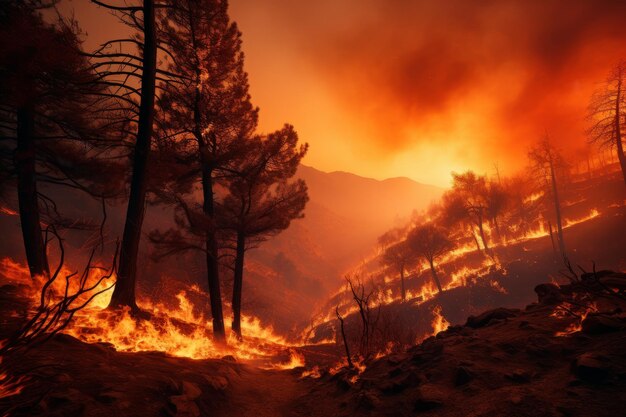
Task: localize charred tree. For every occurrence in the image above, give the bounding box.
[104,0,158,310]
[588,62,626,186]
[220,126,308,338]
[150,0,258,341]
[15,106,48,277]
[529,136,567,260]
[0,3,125,279]
[381,240,415,302]
[407,223,453,294]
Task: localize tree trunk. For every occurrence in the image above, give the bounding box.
[429,259,443,293]
[477,212,490,252]
[614,75,626,186]
[109,0,157,310]
[400,263,406,302]
[201,163,226,342]
[549,159,566,258]
[15,106,49,278]
[469,226,481,252]
[547,220,557,254]
[231,230,245,339]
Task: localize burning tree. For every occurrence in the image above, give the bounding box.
[0,2,124,279]
[484,180,509,242]
[450,171,492,253]
[528,135,568,260]
[587,61,626,186]
[219,125,308,338]
[85,0,167,311]
[150,0,258,341]
[406,223,453,294]
[380,240,415,302]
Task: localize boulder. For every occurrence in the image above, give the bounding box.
[465,308,519,328]
[534,283,563,305]
[572,353,610,382]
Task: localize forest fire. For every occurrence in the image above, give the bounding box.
[429,305,450,337]
[0,258,304,368]
[1,0,626,416]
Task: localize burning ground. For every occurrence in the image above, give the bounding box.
[0,159,624,417]
[1,267,626,416]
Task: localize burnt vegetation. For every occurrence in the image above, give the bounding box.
[0,1,624,417]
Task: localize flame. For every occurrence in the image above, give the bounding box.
[0,258,305,369]
[263,349,305,370]
[552,302,598,336]
[0,357,27,399]
[0,205,17,216]
[300,365,321,379]
[430,305,450,336]
[563,208,600,228]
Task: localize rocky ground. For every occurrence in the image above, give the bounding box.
[1,272,625,417]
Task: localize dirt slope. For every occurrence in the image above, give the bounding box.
[1,276,625,417]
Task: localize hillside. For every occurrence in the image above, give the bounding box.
[248,165,443,329]
[0,165,442,333]
[1,271,625,417]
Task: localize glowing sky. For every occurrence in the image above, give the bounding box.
[66,0,626,187]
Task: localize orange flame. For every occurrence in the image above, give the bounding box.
[0,258,305,369]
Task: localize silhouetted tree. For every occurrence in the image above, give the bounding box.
[0,2,123,279]
[151,0,257,340]
[380,240,415,302]
[87,0,164,311]
[528,135,567,259]
[407,223,453,294]
[588,61,626,186]
[484,180,509,242]
[451,171,491,252]
[503,174,541,238]
[220,125,308,338]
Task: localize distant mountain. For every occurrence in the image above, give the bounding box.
[247,165,443,330]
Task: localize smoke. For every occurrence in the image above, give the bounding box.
[231,0,626,184]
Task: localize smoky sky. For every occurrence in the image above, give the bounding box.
[66,0,626,185]
[230,0,626,184]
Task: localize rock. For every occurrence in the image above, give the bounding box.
[202,375,228,391]
[221,355,237,362]
[454,366,474,386]
[465,308,519,328]
[169,381,202,417]
[534,283,563,305]
[379,371,421,394]
[581,315,625,334]
[572,353,610,382]
[505,370,532,383]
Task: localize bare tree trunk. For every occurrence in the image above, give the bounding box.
[15,106,49,278]
[429,259,443,293]
[477,212,490,252]
[549,160,566,258]
[547,220,557,254]
[201,164,226,342]
[469,226,481,252]
[231,230,245,339]
[109,0,157,310]
[614,76,626,186]
[493,216,502,242]
[336,307,353,369]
